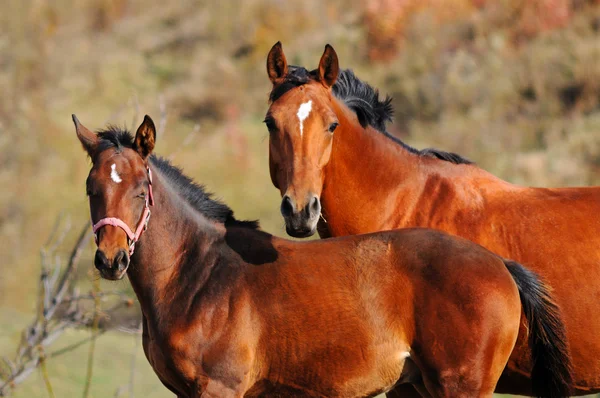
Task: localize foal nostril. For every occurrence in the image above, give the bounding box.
[307,195,321,218]
[94,250,109,270]
[281,195,295,217]
[113,249,130,270]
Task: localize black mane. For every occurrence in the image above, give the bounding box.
[94,126,259,229]
[332,69,393,133]
[269,68,472,165]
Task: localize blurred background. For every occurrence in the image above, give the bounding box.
[1,0,599,396]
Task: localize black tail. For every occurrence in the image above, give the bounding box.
[504,260,573,398]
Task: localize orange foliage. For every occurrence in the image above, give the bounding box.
[516,0,571,41]
[364,0,579,61]
[364,0,476,61]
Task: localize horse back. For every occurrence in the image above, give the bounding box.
[472,185,600,263]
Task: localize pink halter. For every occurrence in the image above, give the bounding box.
[92,166,154,255]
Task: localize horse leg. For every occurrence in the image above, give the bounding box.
[412,383,433,398]
[384,364,495,397]
[413,324,517,398]
[385,384,424,398]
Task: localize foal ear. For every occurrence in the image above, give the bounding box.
[267,41,288,85]
[72,114,98,156]
[317,44,339,88]
[134,115,156,159]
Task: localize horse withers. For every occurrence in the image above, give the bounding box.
[265,42,599,396]
[74,115,571,397]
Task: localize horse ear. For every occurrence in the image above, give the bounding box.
[72,114,98,156]
[134,115,156,159]
[317,44,339,88]
[267,41,288,85]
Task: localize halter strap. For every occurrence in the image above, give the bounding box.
[92,165,154,255]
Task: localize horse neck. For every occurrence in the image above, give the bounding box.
[322,99,492,236]
[125,166,224,330]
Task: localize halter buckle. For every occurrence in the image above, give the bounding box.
[128,240,136,255]
[143,209,151,231]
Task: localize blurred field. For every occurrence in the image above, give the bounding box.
[1,0,599,396]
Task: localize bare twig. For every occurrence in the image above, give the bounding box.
[113,319,141,398]
[0,219,139,397]
[47,330,107,360]
[168,123,200,161]
[60,291,130,305]
[81,277,100,398]
[114,385,127,398]
[38,347,55,398]
[128,322,142,398]
[44,224,89,321]
[43,211,65,247]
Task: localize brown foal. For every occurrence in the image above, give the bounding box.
[74,115,571,397]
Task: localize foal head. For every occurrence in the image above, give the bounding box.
[265,42,340,237]
[74,115,156,280]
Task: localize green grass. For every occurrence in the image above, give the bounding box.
[1,328,164,397]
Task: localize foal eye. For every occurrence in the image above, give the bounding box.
[137,192,146,199]
[328,122,339,133]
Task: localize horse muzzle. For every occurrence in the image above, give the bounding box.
[280,194,320,238]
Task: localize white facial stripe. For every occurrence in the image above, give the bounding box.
[110,163,122,183]
[296,100,312,137]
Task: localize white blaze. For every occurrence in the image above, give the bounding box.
[296,100,312,137]
[110,163,122,183]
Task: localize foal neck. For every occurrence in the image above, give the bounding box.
[125,165,225,332]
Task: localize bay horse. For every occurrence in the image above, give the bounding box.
[264,41,600,396]
[74,114,571,397]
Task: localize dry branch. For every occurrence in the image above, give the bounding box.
[0,219,139,397]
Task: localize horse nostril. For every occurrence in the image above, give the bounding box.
[94,250,109,270]
[113,249,130,270]
[308,195,321,217]
[281,195,295,217]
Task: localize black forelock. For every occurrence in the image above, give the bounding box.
[95,126,135,153]
[92,127,259,229]
[268,66,314,103]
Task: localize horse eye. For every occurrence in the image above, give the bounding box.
[137,192,146,199]
[328,122,339,133]
[264,117,277,133]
